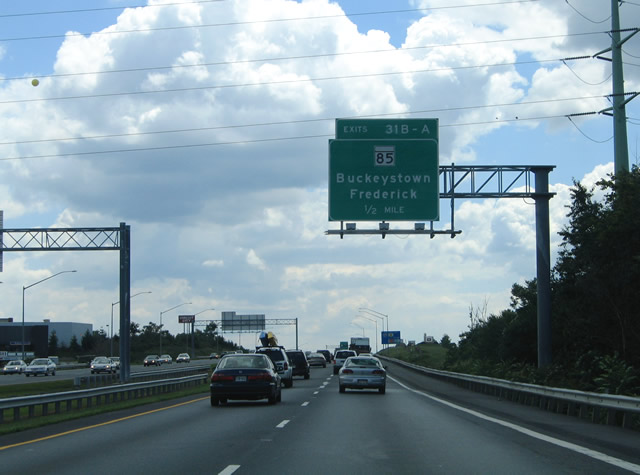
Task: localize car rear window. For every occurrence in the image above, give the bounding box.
[346,358,379,367]
[220,356,269,369]
[336,351,355,358]
[258,349,284,361]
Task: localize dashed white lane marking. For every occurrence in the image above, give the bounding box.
[218,465,240,475]
[389,376,640,474]
[301,401,309,406]
[313,391,319,395]
[276,420,290,429]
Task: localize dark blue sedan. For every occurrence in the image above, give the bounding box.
[210,353,282,406]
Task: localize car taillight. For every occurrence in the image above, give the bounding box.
[332,360,336,364]
[372,370,385,375]
[341,369,353,374]
[211,374,234,382]
[283,362,288,370]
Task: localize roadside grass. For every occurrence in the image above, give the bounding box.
[0,382,209,436]
[379,343,448,369]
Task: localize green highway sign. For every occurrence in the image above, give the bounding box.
[336,118,438,141]
[329,139,439,221]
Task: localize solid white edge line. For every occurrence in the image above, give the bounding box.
[388,376,640,474]
[218,465,240,475]
[276,420,290,428]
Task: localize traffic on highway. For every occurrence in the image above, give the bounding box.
[1,358,639,474]
[1,351,639,474]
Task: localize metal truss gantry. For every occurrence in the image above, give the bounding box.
[196,318,300,349]
[0,222,132,381]
[326,164,555,368]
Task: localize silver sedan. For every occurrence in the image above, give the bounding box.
[90,356,115,374]
[338,356,386,394]
[25,358,57,377]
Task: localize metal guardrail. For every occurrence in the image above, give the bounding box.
[73,363,212,388]
[0,374,208,424]
[379,356,640,430]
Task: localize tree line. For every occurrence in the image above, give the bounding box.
[441,167,640,395]
[48,321,242,361]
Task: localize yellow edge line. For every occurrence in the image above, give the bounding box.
[0,395,209,451]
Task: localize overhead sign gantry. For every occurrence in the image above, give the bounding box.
[0,220,132,381]
[326,118,556,369]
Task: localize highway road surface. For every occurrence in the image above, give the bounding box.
[0,360,639,474]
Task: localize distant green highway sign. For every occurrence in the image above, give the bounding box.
[329,139,439,221]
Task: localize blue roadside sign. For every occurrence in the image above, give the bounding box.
[381,331,401,344]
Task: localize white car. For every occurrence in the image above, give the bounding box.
[90,356,115,374]
[110,357,121,370]
[25,358,57,377]
[176,353,190,363]
[2,360,27,374]
[159,354,173,364]
[332,349,357,375]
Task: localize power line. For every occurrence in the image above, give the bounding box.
[1,0,542,20]
[0,1,225,19]
[562,59,612,85]
[0,111,608,162]
[564,0,611,24]
[0,1,542,43]
[0,94,612,146]
[0,32,604,83]
[567,116,613,143]
[2,57,595,106]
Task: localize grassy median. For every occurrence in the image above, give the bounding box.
[0,376,210,436]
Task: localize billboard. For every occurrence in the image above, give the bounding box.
[178,314,195,323]
[221,311,266,332]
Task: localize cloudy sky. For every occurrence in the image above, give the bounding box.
[1,0,638,353]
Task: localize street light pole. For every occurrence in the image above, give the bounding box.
[191,308,215,356]
[359,307,389,348]
[22,270,77,359]
[111,290,152,357]
[358,310,384,350]
[159,302,192,354]
[357,315,378,353]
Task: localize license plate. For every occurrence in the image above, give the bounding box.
[235,376,247,382]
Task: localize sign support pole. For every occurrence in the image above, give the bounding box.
[534,170,553,368]
[119,223,131,382]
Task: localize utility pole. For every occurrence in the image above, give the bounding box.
[596,1,639,175]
